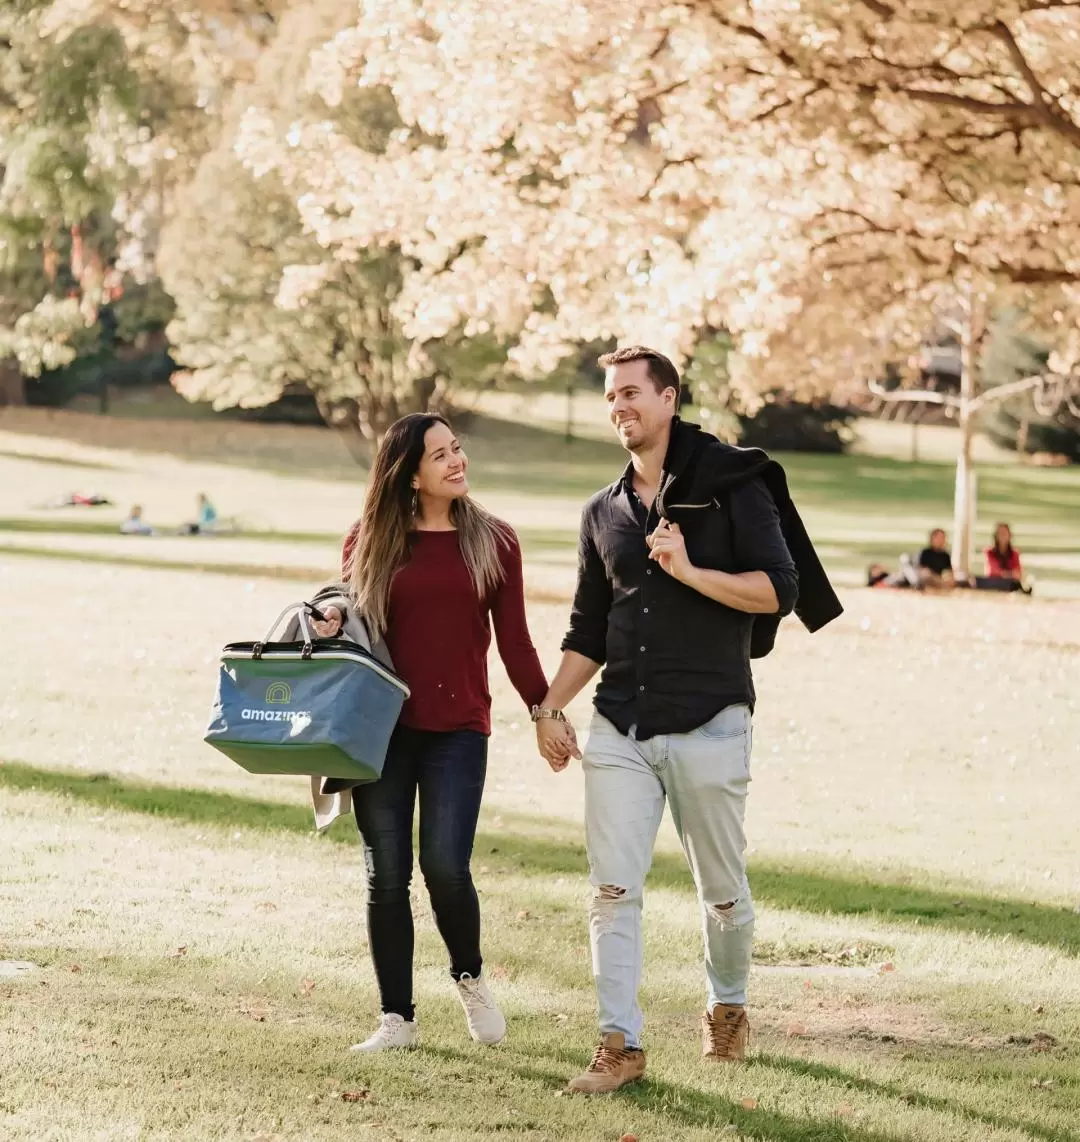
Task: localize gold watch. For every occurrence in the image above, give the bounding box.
[530,706,567,723]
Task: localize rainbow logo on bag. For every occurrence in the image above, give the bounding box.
[265,681,292,705]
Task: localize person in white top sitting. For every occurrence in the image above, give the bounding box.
[120,505,154,536]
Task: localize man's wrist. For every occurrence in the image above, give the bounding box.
[680,561,704,589]
[531,705,567,724]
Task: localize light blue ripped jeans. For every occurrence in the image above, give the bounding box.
[583,705,754,1049]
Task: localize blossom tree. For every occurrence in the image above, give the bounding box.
[269,0,1080,569]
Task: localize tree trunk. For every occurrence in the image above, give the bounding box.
[952,290,979,579]
[1017,416,1029,456]
[0,360,26,406]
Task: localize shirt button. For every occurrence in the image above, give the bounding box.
[639,685,645,691]
[646,569,652,575]
[643,607,649,614]
[640,646,646,652]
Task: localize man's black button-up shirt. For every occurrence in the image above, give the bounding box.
[561,465,798,740]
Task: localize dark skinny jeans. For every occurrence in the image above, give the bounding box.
[352,726,488,1022]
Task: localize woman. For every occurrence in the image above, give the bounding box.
[984,522,1023,582]
[312,414,549,1053]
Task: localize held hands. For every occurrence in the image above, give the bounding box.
[536,717,582,773]
[309,604,343,638]
[646,519,694,583]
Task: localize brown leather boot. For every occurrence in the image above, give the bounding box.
[702,1004,750,1061]
[566,1032,646,1094]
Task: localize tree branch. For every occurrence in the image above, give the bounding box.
[970,373,1046,411]
[867,378,963,408]
[648,30,671,60]
[889,86,1043,123]
[857,0,895,17]
[999,262,1080,283]
[751,80,826,122]
[651,78,690,101]
[640,154,701,200]
[880,72,1080,148]
[706,9,801,72]
[987,19,1080,142]
[991,21,1049,104]
[810,209,943,268]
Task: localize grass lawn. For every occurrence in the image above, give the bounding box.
[1,402,1078,595]
[1,406,1079,1142]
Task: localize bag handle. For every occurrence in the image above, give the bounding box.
[253,601,323,660]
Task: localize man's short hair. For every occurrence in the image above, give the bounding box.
[598,345,681,396]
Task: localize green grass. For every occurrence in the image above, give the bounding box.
[3,403,1077,594]
[5,761,1079,956]
[2,406,1079,1141]
[4,761,1079,1142]
[0,515,581,554]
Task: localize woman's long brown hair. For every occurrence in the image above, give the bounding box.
[347,414,510,636]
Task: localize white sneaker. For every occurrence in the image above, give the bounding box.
[348,1013,417,1053]
[455,972,507,1044]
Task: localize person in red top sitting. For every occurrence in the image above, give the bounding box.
[311,413,553,1055]
[985,522,1023,582]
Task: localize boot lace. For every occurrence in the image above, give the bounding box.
[588,1041,634,1073]
[705,1009,746,1056]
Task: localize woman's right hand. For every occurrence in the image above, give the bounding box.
[310,604,343,638]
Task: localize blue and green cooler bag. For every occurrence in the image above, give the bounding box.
[204,603,409,782]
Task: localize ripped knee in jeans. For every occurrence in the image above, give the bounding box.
[589,883,629,934]
[706,897,754,931]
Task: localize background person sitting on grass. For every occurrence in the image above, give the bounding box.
[985,522,1023,583]
[917,528,956,591]
[976,522,1032,594]
[180,493,220,535]
[119,505,154,536]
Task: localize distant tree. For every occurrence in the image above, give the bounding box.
[0,2,277,384]
[164,0,511,448]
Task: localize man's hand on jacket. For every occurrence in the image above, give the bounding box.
[646,520,693,582]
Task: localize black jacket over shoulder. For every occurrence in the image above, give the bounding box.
[561,419,842,739]
[657,420,843,658]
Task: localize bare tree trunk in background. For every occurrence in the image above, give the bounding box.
[0,360,26,406]
[952,283,981,579]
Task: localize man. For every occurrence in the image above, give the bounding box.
[534,346,841,1094]
[917,528,955,590]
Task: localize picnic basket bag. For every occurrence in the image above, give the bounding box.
[204,602,410,781]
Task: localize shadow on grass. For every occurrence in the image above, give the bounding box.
[0,515,580,554]
[0,543,574,602]
[425,1044,927,1142]
[0,949,961,1142]
[0,542,330,582]
[4,761,1080,957]
[0,448,119,471]
[755,1053,1080,1142]
[0,516,341,544]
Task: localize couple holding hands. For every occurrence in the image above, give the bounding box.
[312,345,840,1094]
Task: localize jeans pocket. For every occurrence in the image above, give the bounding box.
[694,704,751,741]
